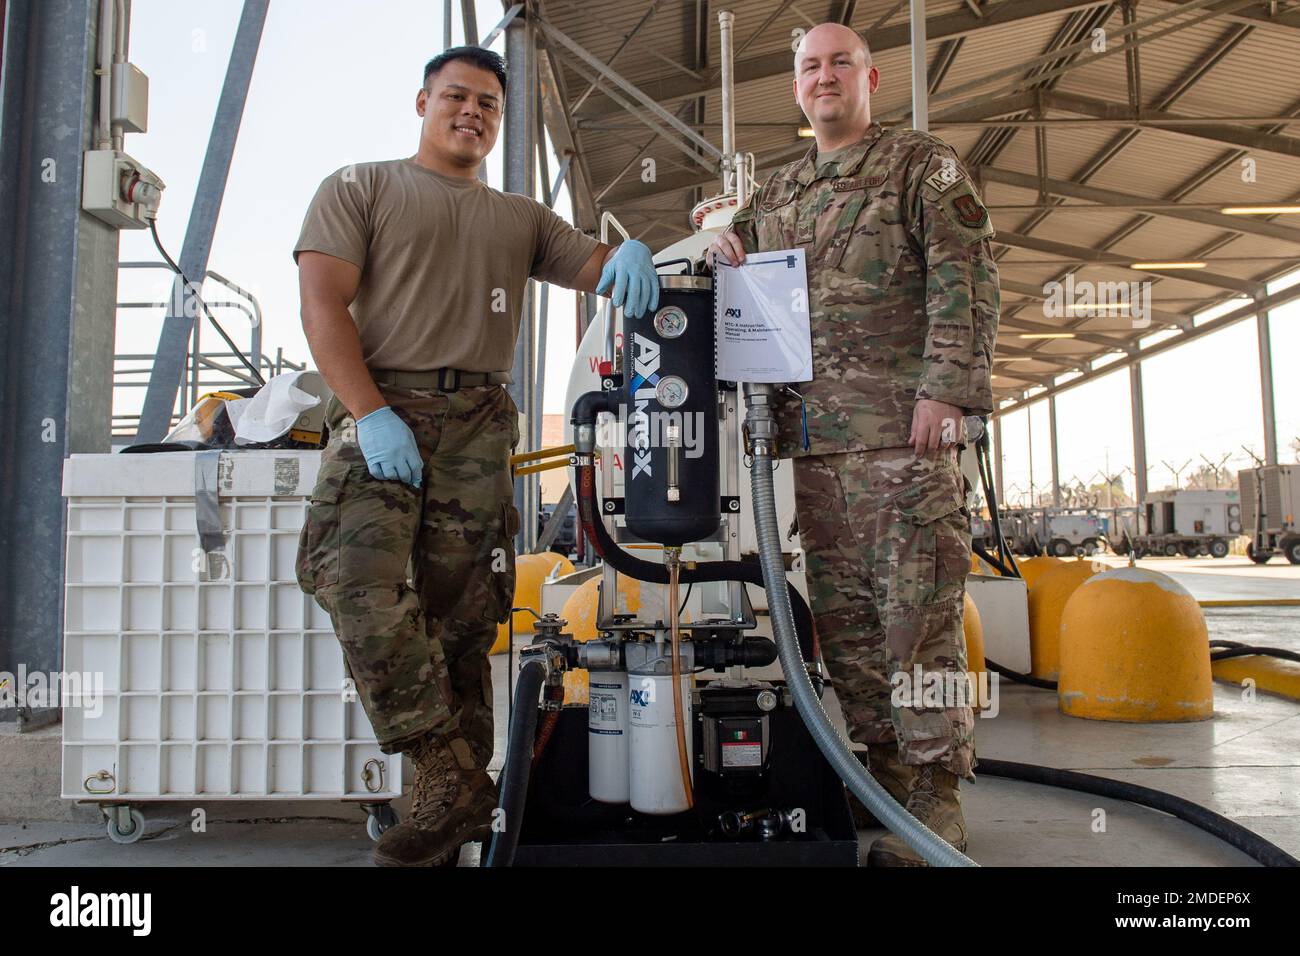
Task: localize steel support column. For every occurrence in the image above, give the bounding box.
[460,0,478,43]
[0,0,122,725]
[1130,362,1148,502]
[1049,395,1061,508]
[1258,312,1278,465]
[136,0,269,441]
[910,0,928,132]
[505,7,537,551]
[993,415,1006,508]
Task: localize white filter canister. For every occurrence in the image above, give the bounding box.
[628,672,694,815]
[588,672,630,803]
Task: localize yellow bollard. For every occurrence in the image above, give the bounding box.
[489,553,564,655]
[531,551,576,580]
[1026,558,1105,680]
[1016,555,1066,591]
[1058,567,1212,722]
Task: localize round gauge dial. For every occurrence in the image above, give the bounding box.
[653,306,688,339]
[656,375,689,409]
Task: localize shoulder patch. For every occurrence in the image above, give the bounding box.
[924,162,963,195]
[950,194,988,229]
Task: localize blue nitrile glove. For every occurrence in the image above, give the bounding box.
[355,406,424,488]
[595,239,660,319]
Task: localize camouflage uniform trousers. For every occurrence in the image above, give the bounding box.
[793,445,976,779]
[296,383,520,768]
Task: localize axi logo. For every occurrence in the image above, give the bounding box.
[628,333,661,480]
[630,688,651,707]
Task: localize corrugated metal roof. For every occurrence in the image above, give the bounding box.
[537,0,1300,402]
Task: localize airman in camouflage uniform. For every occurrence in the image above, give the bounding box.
[297,385,519,768]
[293,45,655,866]
[715,23,999,865]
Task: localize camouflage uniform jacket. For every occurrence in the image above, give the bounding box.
[727,123,1000,457]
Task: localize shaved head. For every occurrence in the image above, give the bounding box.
[792,22,880,149]
[794,23,872,71]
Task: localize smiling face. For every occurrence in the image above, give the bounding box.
[415,59,503,171]
[793,24,879,136]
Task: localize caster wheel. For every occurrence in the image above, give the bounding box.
[365,804,399,842]
[105,808,145,845]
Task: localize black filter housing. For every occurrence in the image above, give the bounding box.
[621,274,719,546]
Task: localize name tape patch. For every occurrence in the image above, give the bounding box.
[833,175,886,191]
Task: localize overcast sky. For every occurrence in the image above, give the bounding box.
[117,0,1298,491]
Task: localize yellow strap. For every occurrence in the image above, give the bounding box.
[512,458,571,477]
[510,443,576,466]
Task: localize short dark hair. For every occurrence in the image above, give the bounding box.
[423,47,508,94]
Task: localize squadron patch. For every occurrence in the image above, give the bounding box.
[951,194,988,229]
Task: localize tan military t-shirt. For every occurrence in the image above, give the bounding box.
[294,159,599,372]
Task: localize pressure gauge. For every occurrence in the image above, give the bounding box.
[656,375,689,409]
[653,306,688,339]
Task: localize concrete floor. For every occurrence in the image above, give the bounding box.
[1094,553,1300,602]
[4,556,1298,867]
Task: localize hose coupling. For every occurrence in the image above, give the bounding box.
[576,639,623,671]
[573,425,597,456]
[740,382,780,455]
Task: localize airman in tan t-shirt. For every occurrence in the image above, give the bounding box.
[294,158,598,373]
[293,47,661,869]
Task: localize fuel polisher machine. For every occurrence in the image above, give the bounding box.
[484,261,976,867]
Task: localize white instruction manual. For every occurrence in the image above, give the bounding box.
[714,248,813,383]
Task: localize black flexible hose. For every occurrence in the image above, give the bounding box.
[971,757,1300,868]
[972,542,1016,577]
[984,657,1058,690]
[149,218,266,386]
[1210,645,1300,665]
[484,658,547,868]
[974,427,1019,578]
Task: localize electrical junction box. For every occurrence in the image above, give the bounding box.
[112,62,149,133]
[82,149,164,230]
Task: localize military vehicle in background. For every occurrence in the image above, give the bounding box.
[1113,489,1242,559]
[1238,464,1300,564]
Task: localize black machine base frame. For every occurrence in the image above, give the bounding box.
[511,683,859,866]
